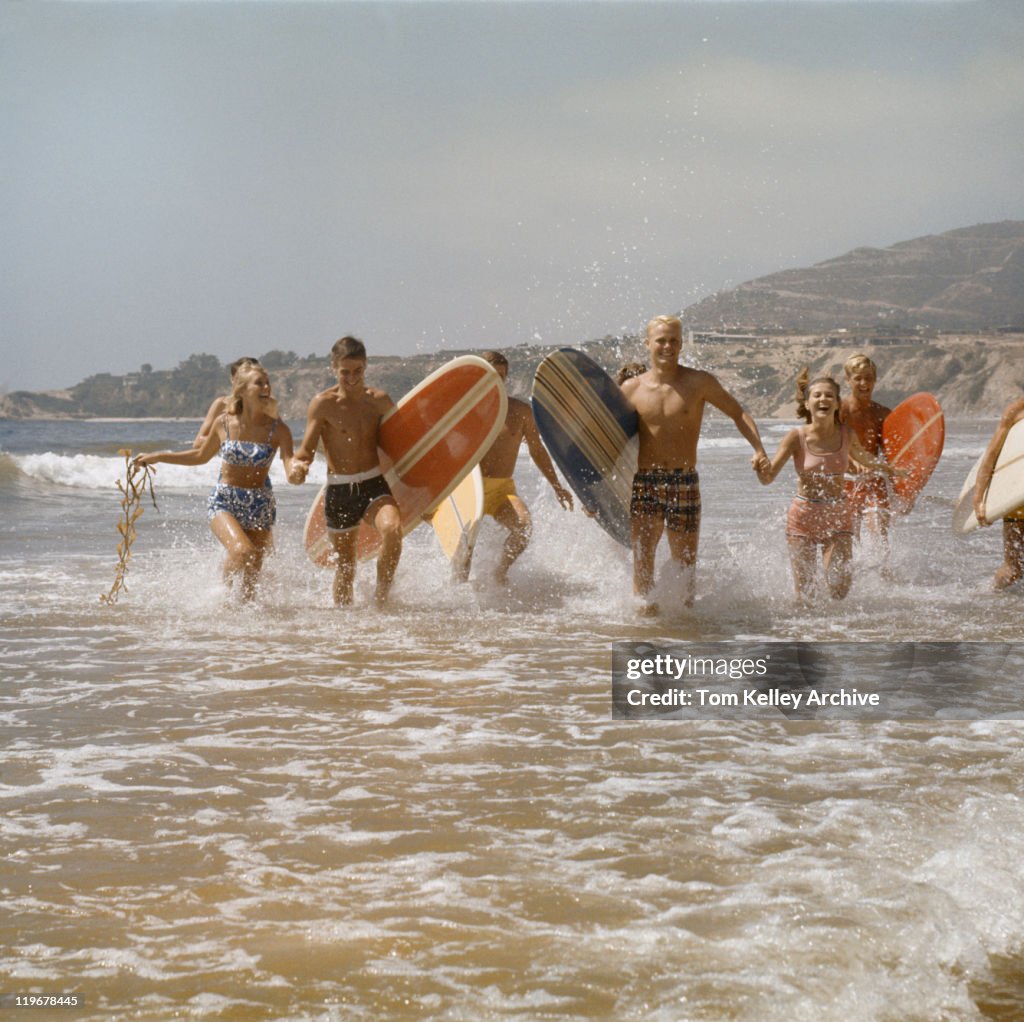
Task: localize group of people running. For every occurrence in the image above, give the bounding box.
[134,337,572,605]
[135,316,1024,611]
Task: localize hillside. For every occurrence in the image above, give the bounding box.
[685,221,1024,332]
[688,331,1024,419]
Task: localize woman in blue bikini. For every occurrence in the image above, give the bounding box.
[136,365,302,599]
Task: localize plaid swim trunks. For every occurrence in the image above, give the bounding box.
[630,469,701,534]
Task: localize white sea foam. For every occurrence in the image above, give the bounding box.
[11,451,329,490]
[3,418,1024,1019]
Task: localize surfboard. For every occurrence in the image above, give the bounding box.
[532,347,638,547]
[952,418,1024,535]
[880,392,945,513]
[304,356,507,566]
[430,465,484,581]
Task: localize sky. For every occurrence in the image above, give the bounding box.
[2,0,1023,393]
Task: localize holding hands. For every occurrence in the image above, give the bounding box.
[288,457,311,485]
[751,450,772,484]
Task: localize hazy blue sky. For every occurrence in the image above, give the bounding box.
[3,0,1022,392]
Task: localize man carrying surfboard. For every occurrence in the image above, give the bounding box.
[471,351,574,585]
[620,315,769,614]
[291,336,403,607]
[972,397,1024,590]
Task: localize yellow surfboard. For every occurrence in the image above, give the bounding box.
[431,466,485,581]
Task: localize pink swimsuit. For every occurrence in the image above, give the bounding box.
[787,425,854,542]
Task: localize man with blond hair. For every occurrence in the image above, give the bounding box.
[841,352,894,545]
[620,315,768,614]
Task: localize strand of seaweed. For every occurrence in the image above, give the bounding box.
[100,450,158,605]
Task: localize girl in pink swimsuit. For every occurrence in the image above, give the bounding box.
[755,370,900,601]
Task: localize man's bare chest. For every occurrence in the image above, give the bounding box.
[638,386,701,427]
[323,401,379,437]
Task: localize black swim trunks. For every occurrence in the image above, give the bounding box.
[630,468,701,534]
[324,473,395,533]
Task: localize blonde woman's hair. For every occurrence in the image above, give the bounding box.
[227,365,278,419]
[229,356,262,379]
[844,353,877,378]
[795,367,841,424]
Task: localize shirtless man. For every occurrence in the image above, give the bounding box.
[620,315,768,614]
[291,337,402,607]
[973,396,1024,590]
[470,350,573,584]
[841,353,893,542]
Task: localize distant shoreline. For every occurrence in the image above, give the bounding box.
[0,416,205,424]
[85,416,204,423]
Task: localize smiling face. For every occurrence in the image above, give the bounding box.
[230,367,277,418]
[242,370,272,403]
[847,367,876,402]
[645,319,682,368]
[807,380,841,423]
[333,356,366,392]
[234,366,274,401]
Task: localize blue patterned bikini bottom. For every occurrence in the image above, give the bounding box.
[206,479,276,531]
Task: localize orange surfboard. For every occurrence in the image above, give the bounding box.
[303,356,507,566]
[881,392,944,513]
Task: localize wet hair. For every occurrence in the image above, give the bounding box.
[645,314,682,338]
[227,364,278,418]
[616,362,646,385]
[229,356,262,379]
[844,353,877,378]
[331,336,366,363]
[481,350,508,370]
[795,367,841,424]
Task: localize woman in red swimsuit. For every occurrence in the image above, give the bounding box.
[756,369,900,602]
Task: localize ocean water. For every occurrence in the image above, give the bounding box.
[2,415,1023,1021]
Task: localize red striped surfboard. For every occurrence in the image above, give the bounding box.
[303,356,507,566]
[881,392,944,514]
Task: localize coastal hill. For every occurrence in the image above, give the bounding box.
[2,221,1023,421]
[685,220,1024,332]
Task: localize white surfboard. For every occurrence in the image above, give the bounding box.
[952,419,1024,534]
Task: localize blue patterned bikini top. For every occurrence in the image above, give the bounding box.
[219,417,277,468]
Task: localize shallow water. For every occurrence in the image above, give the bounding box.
[2,416,1023,1020]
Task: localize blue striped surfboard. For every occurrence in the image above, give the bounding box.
[532,348,638,547]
